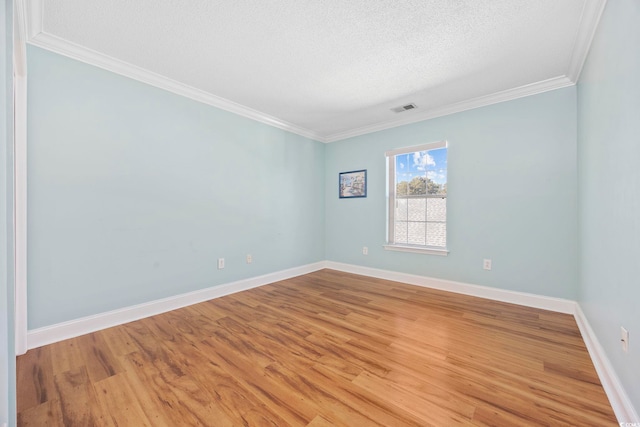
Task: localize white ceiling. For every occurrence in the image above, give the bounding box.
[23,0,606,142]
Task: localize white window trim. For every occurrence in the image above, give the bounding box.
[384,140,447,157]
[386,140,448,255]
[383,244,449,256]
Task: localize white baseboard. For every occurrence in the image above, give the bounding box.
[325,261,639,422]
[324,261,577,314]
[324,261,638,424]
[26,259,636,423]
[28,260,576,350]
[574,305,639,423]
[26,261,325,350]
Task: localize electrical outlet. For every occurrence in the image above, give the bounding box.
[246,254,252,264]
[218,258,225,269]
[362,246,368,255]
[621,327,629,352]
[483,259,492,270]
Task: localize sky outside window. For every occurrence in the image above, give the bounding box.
[395,148,447,185]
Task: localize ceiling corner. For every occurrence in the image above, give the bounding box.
[22,13,326,144]
[24,0,43,39]
[566,0,608,82]
[21,1,594,143]
[324,75,575,143]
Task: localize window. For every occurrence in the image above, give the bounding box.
[385,141,448,255]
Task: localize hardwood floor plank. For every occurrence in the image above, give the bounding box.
[118,351,205,426]
[75,333,122,384]
[49,338,85,376]
[306,415,335,427]
[262,362,381,427]
[150,331,292,426]
[16,346,55,413]
[17,269,617,426]
[93,373,153,426]
[304,333,391,378]
[17,398,65,427]
[306,363,427,427]
[197,337,317,426]
[471,404,544,427]
[52,366,105,426]
[352,369,477,425]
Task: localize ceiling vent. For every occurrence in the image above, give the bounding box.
[391,103,417,113]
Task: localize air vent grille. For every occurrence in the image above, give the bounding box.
[391,103,417,113]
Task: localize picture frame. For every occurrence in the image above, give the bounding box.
[339,169,367,198]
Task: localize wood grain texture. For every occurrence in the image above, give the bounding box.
[17,269,617,426]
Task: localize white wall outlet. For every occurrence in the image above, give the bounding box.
[246,254,252,264]
[483,259,492,270]
[362,246,368,255]
[621,326,629,352]
[218,258,225,269]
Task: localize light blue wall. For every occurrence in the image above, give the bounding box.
[15,3,640,418]
[325,87,578,299]
[27,46,325,329]
[1,1,16,425]
[577,0,640,413]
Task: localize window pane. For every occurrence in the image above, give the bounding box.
[408,197,425,221]
[395,221,408,244]
[395,198,408,220]
[426,147,447,195]
[407,222,426,245]
[426,222,446,247]
[388,142,447,250]
[395,153,411,196]
[426,197,446,221]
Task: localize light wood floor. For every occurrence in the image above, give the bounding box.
[17,269,617,426]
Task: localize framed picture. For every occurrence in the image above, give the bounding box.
[339,169,367,198]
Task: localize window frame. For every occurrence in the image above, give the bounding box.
[384,140,449,256]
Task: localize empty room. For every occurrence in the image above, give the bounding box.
[1,0,639,425]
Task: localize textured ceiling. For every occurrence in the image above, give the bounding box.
[24,0,605,142]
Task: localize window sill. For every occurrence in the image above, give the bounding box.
[383,244,449,256]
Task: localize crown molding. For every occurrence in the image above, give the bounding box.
[25,32,326,143]
[324,76,575,143]
[567,0,608,82]
[25,0,43,39]
[23,0,604,144]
